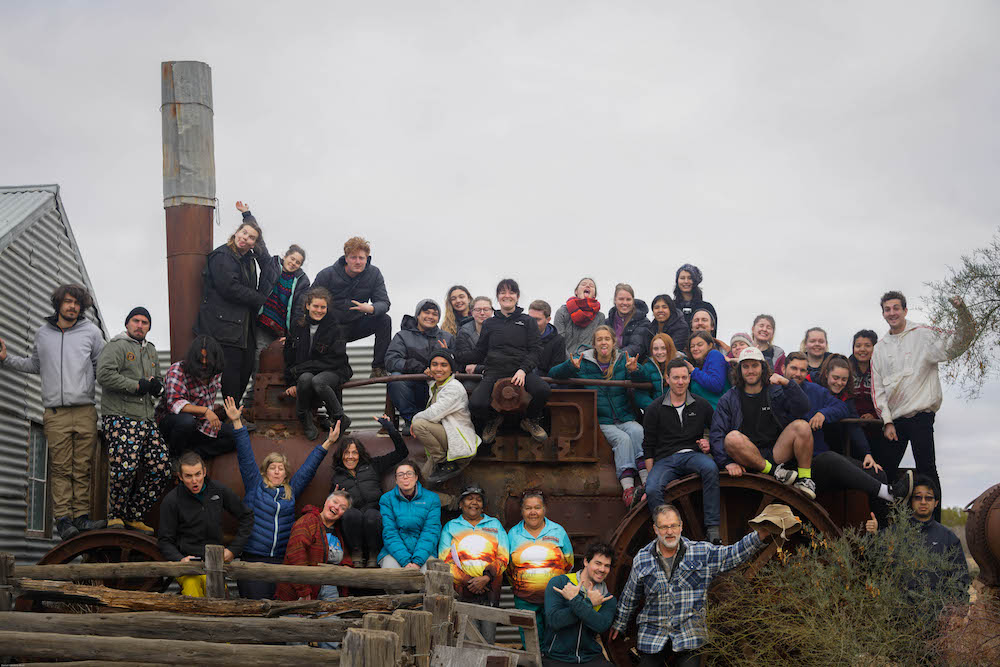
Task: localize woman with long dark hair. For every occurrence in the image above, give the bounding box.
[626,294,689,361]
[442,285,473,336]
[673,263,718,334]
[631,333,679,411]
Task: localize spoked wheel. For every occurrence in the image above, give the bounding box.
[604,472,841,665]
[15,529,169,612]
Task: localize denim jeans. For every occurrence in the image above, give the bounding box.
[646,451,720,527]
[600,421,645,478]
[386,375,430,423]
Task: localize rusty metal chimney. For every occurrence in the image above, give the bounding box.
[161,61,216,361]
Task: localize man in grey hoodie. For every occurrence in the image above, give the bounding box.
[0,284,107,540]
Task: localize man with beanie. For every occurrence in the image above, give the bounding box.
[97,308,171,533]
[0,284,106,541]
[727,332,754,360]
[385,299,453,432]
[412,347,479,483]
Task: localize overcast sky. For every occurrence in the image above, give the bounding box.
[2,1,998,506]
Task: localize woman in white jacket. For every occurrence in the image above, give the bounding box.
[411,348,480,484]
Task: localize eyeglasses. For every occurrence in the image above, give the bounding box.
[472,307,493,313]
[656,523,682,531]
[395,471,416,479]
[912,495,936,501]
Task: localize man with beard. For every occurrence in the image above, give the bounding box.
[0,284,106,540]
[543,541,617,667]
[610,504,770,666]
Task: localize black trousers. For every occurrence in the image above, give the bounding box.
[221,342,255,406]
[158,413,237,459]
[343,313,392,369]
[543,658,614,667]
[341,507,383,559]
[870,411,941,520]
[236,553,283,599]
[813,451,890,525]
[469,373,551,420]
[637,644,700,667]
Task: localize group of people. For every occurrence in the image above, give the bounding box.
[0,202,975,662]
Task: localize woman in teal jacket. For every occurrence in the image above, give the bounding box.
[378,460,442,568]
[631,333,679,411]
[550,325,646,506]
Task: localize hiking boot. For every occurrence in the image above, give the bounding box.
[706,525,722,545]
[74,515,107,532]
[125,520,155,535]
[369,367,388,379]
[106,518,125,529]
[794,477,817,500]
[773,463,798,486]
[481,415,503,445]
[889,470,914,506]
[520,417,548,443]
[428,461,462,484]
[299,412,319,441]
[55,516,80,541]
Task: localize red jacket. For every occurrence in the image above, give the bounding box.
[275,505,352,601]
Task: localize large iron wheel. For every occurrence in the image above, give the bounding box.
[604,472,841,665]
[16,529,169,612]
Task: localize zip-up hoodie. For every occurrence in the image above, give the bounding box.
[543,571,617,664]
[235,426,329,557]
[871,321,963,424]
[412,375,480,461]
[464,307,542,377]
[642,391,714,462]
[2,315,104,408]
[384,314,454,374]
[313,255,391,324]
[97,331,161,421]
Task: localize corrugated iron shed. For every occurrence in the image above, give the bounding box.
[0,185,107,564]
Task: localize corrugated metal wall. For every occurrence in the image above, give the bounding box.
[0,190,106,564]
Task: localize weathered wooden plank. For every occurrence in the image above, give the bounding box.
[204,545,225,599]
[0,630,340,665]
[0,552,13,611]
[342,628,399,667]
[397,609,432,667]
[431,644,517,667]
[452,601,536,626]
[0,611,361,643]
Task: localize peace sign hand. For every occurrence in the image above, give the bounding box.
[625,352,638,372]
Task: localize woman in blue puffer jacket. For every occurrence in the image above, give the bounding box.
[225,397,339,599]
[378,460,442,569]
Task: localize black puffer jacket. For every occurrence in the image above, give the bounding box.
[313,255,390,325]
[331,421,409,511]
[385,315,454,374]
[195,243,267,348]
[538,323,567,375]
[455,318,485,371]
[283,315,353,386]
[626,305,690,360]
[465,307,542,377]
[157,478,254,560]
[607,299,650,349]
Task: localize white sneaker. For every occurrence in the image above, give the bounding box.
[794,477,817,500]
[773,463,797,485]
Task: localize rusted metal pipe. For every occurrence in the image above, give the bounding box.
[162,61,216,361]
[339,373,654,391]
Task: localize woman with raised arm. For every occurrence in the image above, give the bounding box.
[800,326,832,380]
[378,460,442,570]
[550,325,647,506]
[554,277,606,357]
[331,415,409,567]
[604,283,648,351]
[752,314,785,372]
[195,202,268,409]
[283,287,353,440]
[685,331,731,408]
[632,333,679,411]
[226,397,339,599]
[442,285,473,336]
[627,294,689,361]
[673,263,718,334]
[254,235,310,360]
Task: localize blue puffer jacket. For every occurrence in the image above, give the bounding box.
[799,380,850,455]
[709,380,810,467]
[690,349,731,408]
[378,482,442,566]
[236,426,329,557]
[550,349,637,424]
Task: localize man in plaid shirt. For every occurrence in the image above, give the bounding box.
[611,503,769,666]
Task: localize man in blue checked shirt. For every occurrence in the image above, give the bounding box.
[610,504,770,666]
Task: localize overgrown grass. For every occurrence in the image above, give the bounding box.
[702,508,970,666]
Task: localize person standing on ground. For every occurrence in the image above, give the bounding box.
[0,284,106,540]
[96,306,170,535]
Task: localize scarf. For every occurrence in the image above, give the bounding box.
[566,297,601,327]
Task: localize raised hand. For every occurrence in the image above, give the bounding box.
[222,396,243,423]
[571,354,582,369]
[438,338,448,348]
[553,581,580,601]
[625,351,638,372]
[865,512,878,534]
[350,300,375,314]
[235,201,250,213]
[586,587,613,607]
[322,420,342,449]
[423,367,434,378]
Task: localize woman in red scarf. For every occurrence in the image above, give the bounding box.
[553,277,606,358]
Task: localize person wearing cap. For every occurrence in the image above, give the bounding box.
[0,284,106,541]
[673,263,718,335]
[411,347,479,483]
[709,346,817,499]
[438,485,510,643]
[611,504,770,666]
[96,307,170,534]
[385,298,454,432]
[543,541,617,667]
[643,358,721,544]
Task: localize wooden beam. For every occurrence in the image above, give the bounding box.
[0,630,340,665]
[396,609,432,667]
[452,601,537,626]
[341,628,398,667]
[0,552,13,611]
[204,545,225,599]
[18,662,168,667]
[15,579,421,616]
[17,562,204,580]
[0,611,361,643]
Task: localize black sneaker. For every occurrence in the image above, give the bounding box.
[300,413,319,441]
[481,416,503,445]
[428,461,462,484]
[74,514,107,532]
[55,516,80,541]
[889,470,914,506]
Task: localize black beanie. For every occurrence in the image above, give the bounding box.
[429,348,456,371]
[125,307,151,327]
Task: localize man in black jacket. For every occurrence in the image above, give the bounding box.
[527,299,566,375]
[643,359,721,543]
[313,236,392,377]
[384,299,453,430]
[466,279,551,444]
[158,451,253,597]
